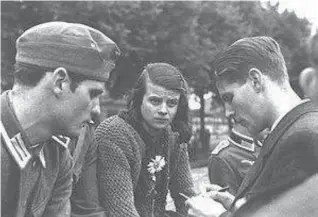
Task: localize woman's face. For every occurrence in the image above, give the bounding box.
[141,80,180,131]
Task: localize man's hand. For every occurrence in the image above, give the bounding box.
[185,195,226,217]
[205,184,235,211]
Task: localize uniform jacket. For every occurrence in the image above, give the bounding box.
[95,113,196,217]
[234,100,318,205]
[208,130,262,195]
[68,124,106,217]
[1,91,73,217]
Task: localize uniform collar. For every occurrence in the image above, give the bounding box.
[52,135,71,148]
[1,91,32,169]
[1,91,69,169]
[228,129,262,152]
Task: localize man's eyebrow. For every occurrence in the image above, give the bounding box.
[148,95,161,98]
[168,96,180,100]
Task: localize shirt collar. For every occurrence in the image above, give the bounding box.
[29,143,46,168]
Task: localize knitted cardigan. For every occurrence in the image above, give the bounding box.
[95,114,195,217]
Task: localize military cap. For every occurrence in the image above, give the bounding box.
[15,21,121,82]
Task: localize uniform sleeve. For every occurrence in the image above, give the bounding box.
[208,154,240,195]
[169,143,196,215]
[43,148,73,217]
[97,138,140,217]
[71,132,106,217]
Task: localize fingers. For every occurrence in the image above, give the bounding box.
[206,191,235,210]
[195,184,234,211]
[187,208,199,217]
[205,184,223,192]
[186,196,227,217]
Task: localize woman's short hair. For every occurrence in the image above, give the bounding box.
[127,62,191,143]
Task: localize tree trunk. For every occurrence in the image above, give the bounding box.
[198,90,207,152]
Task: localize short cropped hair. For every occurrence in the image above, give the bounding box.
[213,36,288,85]
[14,62,89,92]
[127,62,191,143]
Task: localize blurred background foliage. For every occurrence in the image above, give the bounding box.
[1,1,312,95]
[1,1,314,153]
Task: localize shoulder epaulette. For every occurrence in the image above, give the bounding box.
[212,140,230,155]
[52,135,70,148]
[1,121,31,169]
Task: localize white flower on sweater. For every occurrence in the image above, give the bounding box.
[147,155,166,181]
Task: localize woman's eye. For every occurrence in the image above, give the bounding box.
[150,98,161,105]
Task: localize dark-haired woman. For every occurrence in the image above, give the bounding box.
[95,63,196,217]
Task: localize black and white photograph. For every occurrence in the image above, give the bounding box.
[1,1,318,216]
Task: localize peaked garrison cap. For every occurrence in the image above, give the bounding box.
[16,21,121,82]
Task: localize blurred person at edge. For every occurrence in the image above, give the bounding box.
[208,103,264,196]
[1,21,120,217]
[185,36,318,217]
[95,63,196,217]
[300,33,318,105]
[233,29,318,217]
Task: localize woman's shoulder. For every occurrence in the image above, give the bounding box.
[96,115,133,135]
[95,115,144,150]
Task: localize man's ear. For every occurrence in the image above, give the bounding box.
[248,68,263,93]
[52,67,70,95]
[299,67,317,97]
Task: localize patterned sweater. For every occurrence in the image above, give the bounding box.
[95,114,195,217]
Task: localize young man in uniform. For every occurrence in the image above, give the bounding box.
[186,36,318,217]
[1,21,120,217]
[208,113,262,196]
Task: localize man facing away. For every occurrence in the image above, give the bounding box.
[186,36,318,217]
[1,21,120,217]
[208,111,262,196]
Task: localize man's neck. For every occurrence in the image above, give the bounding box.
[10,89,53,145]
[232,124,252,138]
[268,87,302,131]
